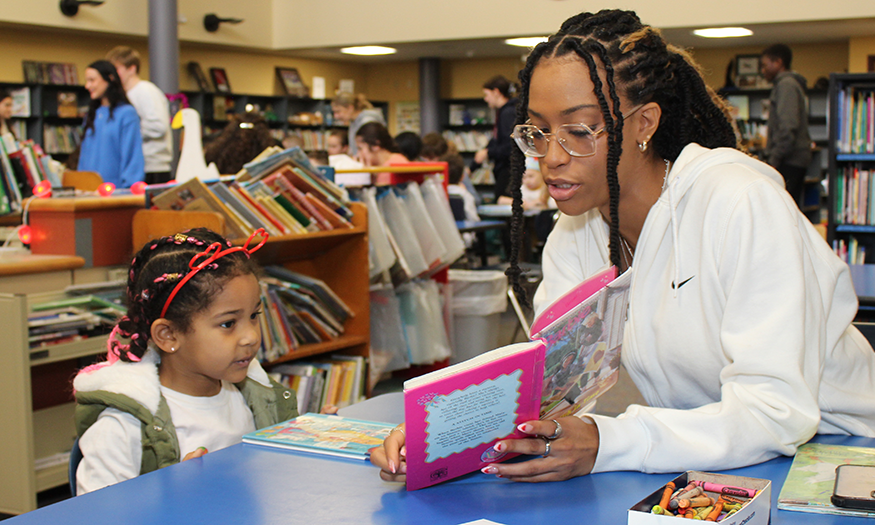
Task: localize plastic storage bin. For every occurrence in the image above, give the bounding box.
[449,269,508,364]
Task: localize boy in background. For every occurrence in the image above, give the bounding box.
[106,46,173,184]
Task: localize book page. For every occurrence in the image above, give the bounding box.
[533,269,631,419]
[421,370,523,463]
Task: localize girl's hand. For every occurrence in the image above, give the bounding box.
[182,447,208,461]
[481,416,599,482]
[370,423,407,482]
[320,404,339,415]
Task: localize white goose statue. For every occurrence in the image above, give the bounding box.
[171,108,221,183]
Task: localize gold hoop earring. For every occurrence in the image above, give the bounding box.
[638,140,649,153]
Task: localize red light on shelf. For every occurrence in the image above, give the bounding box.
[33,180,52,198]
[130,181,147,195]
[18,225,32,244]
[97,182,116,197]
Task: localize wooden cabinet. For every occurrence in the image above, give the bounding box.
[0,255,115,515]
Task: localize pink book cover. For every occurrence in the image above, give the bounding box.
[528,265,617,335]
[403,341,546,491]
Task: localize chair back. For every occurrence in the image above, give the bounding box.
[854,322,875,350]
[69,436,83,496]
[448,194,466,221]
[132,209,226,252]
[62,171,103,191]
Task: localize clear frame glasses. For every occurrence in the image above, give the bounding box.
[511,105,643,158]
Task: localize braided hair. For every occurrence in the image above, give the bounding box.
[108,228,260,362]
[506,9,740,304]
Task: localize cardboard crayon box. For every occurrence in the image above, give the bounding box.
[628,471,771,525]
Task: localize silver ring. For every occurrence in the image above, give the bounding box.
[542,437,551,458]
[546,419,563,440]
[390,426,405,437]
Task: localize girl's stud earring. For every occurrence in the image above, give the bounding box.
[638,140,649,153]
[170,347,175,353]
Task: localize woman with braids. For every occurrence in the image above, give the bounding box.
[373,9,875,484]
[73,228,298,494]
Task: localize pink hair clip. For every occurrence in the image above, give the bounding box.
[159,229,269,318]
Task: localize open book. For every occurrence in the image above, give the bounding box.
[403,266,632,490]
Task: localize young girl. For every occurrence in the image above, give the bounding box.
[498,157,554,210]
[74,228,298,495]
[373,9,875,484]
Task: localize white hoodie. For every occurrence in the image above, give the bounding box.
[535,143,875,474]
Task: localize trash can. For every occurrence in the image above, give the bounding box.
[449,269,508,364]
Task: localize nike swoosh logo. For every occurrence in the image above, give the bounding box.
[671,276,695,290]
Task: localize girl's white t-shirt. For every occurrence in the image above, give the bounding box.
[76,381,255,495]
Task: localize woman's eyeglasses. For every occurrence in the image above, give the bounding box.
[511,105,643,158]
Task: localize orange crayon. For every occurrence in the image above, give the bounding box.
[705,498,725,521]
[659,481,676,509]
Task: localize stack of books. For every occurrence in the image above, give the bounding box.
[29,286,126,349]
[269,355,366,411]
[0,136,64,215]
[149,146,353,240]
[257,266,354,363]
[834,164,874,226]
[836,87,875,154]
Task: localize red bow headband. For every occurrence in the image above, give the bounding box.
[160,229,269,318]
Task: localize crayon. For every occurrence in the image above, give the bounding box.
[694,480,757,498]
[670,486,703,509]
[659,481,676,509]
[705,498,725,521]
[695,505,714,520]
[651,505,665,515]
[679,496,713,509]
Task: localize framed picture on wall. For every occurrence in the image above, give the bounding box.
[187,62,212,92]
[868,55,875,73]
[210,68,231,93]
[276,67,307,97]
[735,54,765,89]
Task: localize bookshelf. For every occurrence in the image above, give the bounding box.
[826,73,875,263]
[181,91,388,151]
[0,257,118,515]
[0,82,88,157]
[720,87,829,222]
[440,98,493,155]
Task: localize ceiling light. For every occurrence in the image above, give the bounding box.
[340,46,397,56]
[505,37,548,48]
[693,27,753,38]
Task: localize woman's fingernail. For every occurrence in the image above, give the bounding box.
[481,466,498,474]
[400,446,406,456]
[199,447,208,453]
[389,460,396,474]
[517,423,532,433]
[495,442,505,452]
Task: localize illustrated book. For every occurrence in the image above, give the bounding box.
[777,442,875,517]
[404,266,632,490]
[242,413,394,460]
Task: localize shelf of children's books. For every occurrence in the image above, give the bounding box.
[250,228,367,264]
[29,334,108,366]
[835,225,875,233]
[836,154,875,162]
[262,334,369,367]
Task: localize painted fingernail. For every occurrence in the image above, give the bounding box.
[517,423,532,433]
[494,442,505,452]
[199,447,208,453]
[389,460,396,474]
[400,446,406,456]
[481,466,498,474]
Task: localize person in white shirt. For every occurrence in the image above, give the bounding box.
[107,46,173,184]
[445,153,480,247]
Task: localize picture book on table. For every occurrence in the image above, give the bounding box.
[778,442,875,517]
[403,266,632,490]
[242,413,394,460]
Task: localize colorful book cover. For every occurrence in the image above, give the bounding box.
[242,413,394,460]
[403,266,633,490]
[778,442,875,517]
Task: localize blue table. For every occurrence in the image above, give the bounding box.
[456,220,505,266]
[7,393,874,524]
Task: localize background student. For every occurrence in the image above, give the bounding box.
[474,75,519,200]
[77,60,144,188]
[394,131,422,161]
[74,228,298,495]
[0,89,17,138]
[106,46,174,184]
[355,122,409,184]
[373,8,875,484]
[760,43,812,208]
[331,92,385,156]
[204,112,276,174]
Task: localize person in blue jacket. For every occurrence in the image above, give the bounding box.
[78,60,144,187]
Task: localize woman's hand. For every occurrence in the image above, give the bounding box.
[182,447,208,461]
[481,416,599,482]
[370,424,407,482]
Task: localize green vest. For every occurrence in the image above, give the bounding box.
[75,377,298,475]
